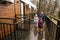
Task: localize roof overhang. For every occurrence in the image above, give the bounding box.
[21,0,37,10]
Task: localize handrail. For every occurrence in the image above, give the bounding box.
[0,22,14,25]
[0,18,16,20]
[0,18,16,24]
[46,15,58,25]
[0,17,30,25]
[16,16,28,18]
[48,15,60,21]
[15,17,30,24]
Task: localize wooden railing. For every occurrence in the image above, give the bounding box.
[0,15,30,40]
[45,15,60,40]
[15,15,30,40]
[0,18,16,40]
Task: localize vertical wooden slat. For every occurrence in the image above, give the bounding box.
[2,24,4,39]
[10,24,12,40]
[5,24,7,37]
[3,24,6,40]
[0,24,2,39]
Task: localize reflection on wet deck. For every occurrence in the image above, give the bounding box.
[24,22,45,40]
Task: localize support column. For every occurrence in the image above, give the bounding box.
[56,20,60,40]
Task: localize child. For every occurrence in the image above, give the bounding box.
[38,17,43,32]
[34,14,38,35]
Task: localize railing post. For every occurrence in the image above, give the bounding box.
[56,20,60,40]
[13,18,17,40]
[29,15,30,30]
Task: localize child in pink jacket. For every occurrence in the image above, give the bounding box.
[38,17,43,32]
